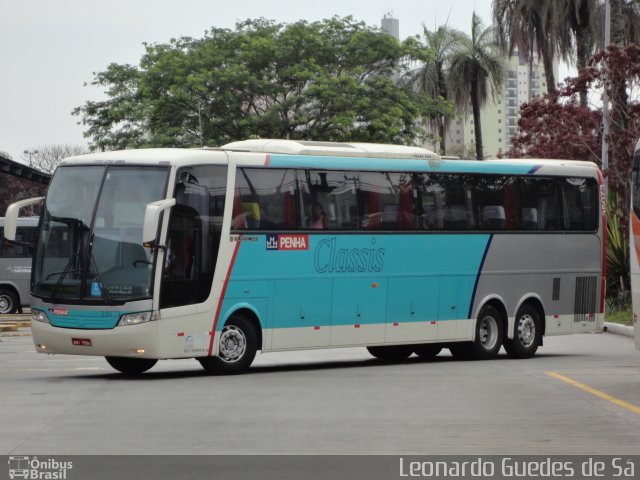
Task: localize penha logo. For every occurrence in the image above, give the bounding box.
[314,237,385,273]
[48,308,68,316]
[266,234,309,251]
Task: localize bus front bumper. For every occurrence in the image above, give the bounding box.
[30,320,161,358]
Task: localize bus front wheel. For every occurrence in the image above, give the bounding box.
[198,315,258,374]
[503,304,542,359]
[105,356,157,374]
[0,289,18,314]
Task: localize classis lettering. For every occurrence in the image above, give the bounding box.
[313,238,385,274]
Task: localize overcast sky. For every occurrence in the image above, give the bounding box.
[1,0,549,165]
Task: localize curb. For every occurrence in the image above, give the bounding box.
[603,322,635,338]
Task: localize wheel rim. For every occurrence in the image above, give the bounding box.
[479,316,499,350]
[0,295,13,314]
[517,314,536,348]
[218,325,247,363]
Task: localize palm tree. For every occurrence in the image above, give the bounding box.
[448,13,503,160]
[492,0,560,95]
[558,0,596,105]
[405,24,466,153]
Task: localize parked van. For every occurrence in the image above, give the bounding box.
[0,217,38,314]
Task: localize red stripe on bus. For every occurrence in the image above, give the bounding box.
[208,239,242,356]
[265,153,270,166]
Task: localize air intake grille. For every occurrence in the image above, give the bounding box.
[552,278,560,301]
[574,276,597,323]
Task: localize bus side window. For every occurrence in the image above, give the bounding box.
[518,177,563,231]
[562,178,598,231]
[301,170,358,230]
[233,168,297,230]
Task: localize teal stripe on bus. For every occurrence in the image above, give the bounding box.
[267,154,539,175]
[219,234,491,330]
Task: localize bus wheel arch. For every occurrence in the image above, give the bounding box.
[224,307,263,351]
[0,286,19,314]
[505,297,545,359]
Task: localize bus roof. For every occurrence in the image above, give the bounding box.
[57,141,599,177]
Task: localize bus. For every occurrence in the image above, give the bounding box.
[0,217,38,314]
[3,140,605,374]
[630,139,640,352]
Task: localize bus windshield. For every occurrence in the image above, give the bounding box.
[32,165,169,304]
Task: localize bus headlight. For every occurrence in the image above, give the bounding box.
[31,310,50,324]
[118,311,156,326]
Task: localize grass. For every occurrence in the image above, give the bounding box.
[605,307,633,326]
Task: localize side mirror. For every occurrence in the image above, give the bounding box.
[3,197,44,241]
[142,198,176,245]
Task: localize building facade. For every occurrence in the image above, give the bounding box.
[446,50,558,159]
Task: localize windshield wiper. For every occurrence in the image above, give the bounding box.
[47,252,79,304]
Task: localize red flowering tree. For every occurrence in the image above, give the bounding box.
[508,44,640,211]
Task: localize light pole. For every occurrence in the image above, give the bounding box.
[601,0,611,196]
[23,148,39,168]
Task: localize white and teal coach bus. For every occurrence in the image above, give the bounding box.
[3,140,605,374]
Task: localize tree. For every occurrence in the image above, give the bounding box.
[507,43,640,227]
[557,0,597,106]
[404,23,464,154]
[492,0,560,95]
[20,145,88,173]
[74,17,432,150]
[448,13,503,160]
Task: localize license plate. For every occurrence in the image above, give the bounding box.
[71,338,92,347]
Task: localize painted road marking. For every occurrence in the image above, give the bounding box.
[546,371,640,415]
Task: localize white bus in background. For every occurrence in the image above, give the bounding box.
[0,217,38,314]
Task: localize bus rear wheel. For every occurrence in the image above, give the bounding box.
[105,356,157,374]
[450,305,504,360]
[0,289,18,314]
[504,304,542,359]
[198,314,258,374]
[366,345,413,361]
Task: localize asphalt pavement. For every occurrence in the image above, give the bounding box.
[1,326,639,456]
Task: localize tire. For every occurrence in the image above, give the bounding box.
[105,356,157,374]
[366,345,413,361]
[451,305,504,360]
[504,304,542,359]
[0,288,18,314]
[413,344,442,359]
[198,314,258,374]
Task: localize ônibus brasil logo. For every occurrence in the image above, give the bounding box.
[8,456,73,480]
